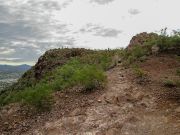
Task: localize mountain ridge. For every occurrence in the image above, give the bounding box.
[0,64,31,73]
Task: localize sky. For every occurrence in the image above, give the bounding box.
[0,0,180,65]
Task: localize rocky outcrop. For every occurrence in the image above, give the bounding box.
[12,48,93,90]
[128,32,158,48]
[33,48,92,79]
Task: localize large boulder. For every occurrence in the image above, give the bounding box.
[128,32,158,48]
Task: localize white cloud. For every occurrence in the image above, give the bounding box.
[79,23,122,37]
[0,58,22,61]
[0,47,15,54]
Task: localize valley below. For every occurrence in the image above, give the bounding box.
[0,65,31,91]
[0,72,21,91]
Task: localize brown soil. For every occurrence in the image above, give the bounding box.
[0,54,180,135]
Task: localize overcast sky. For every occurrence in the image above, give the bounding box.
[0,0,180,65]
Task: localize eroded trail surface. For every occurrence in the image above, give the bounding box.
[28,66,180,135]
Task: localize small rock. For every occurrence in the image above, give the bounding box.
[4,122,9,125]
[98,99,102,103]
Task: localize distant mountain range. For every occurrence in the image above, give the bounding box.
[0,64,31,73]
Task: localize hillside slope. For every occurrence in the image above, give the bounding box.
[31,59,180,134]
[0,31,180,135]
[0,54,180,134]
[10,48,93,91]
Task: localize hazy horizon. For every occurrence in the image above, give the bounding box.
[0,0,180,65]
[0,63,32,66]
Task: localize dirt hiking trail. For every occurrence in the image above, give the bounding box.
[26,66,180,135]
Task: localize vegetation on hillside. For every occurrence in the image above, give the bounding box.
[122,29,180,66]
[0,49,119,110]
[10,48,94,91]
[0,29,179,110]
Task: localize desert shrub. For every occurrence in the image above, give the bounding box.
[155,28,170,50]
[175,80,180,87]
[135,29,180,55]
[133,67,147,78]
[126,55,135,65]
[156,36,170,51]
[18,84,53,110]
[121,28,180,67]
[122,46,148,65]
[50,59,80,90]
[163,79,176,88]
[72,65,106,91]
[176,56,180,62]
[78,51,114,70]
[51,59,106,91]
[143,38,158,50]
[1,83,53,110]
[157,35,180,51]
[144,29,180,51]
[169,35,180,48]
[0,92,9,106]
[131,46,148,58]
[176,69,180,76]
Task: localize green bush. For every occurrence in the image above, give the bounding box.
[163,79,180,88]
[50,60,78,90]
[169,35,180,48]
[176,56,180,62]
[131,46,148,58]
[155,35,170,51]
[51,59,106,91]
[144,29,180,51]
[122,46,148,65]
[123,29,179,56]
[72,65,106,91]
[1,83,53,110]
[175,80,180,87]
[78,51,114,70]
[133,67,147,78]
[176,69,180,76]
[19,84,53,110]
[163,79,176,88]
